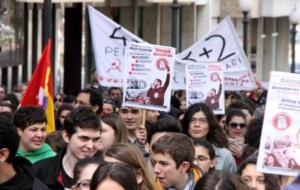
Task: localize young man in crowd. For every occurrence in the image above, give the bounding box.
[34,106,102,190]
[151,133,202,190]
[108,87,122,101]
[74,88,103,115]
[14,106,56,163]
[0,113,48,190]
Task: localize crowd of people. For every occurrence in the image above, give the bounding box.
[0,82,299,190]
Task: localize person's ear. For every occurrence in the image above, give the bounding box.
[62,130,70,143]
[180,161,191,173]
[136,168,144,184]
[210,159,217,168]
[16,128,22,137]
[0,148,10,163]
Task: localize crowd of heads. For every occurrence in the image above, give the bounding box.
[0,81,298,190]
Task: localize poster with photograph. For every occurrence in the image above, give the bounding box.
[123,42,175,112]
[257,71,300,176]
[186,62,224,114]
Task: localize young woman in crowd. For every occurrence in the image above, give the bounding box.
[99,113,128,151]
[193,139,216,174]
[238,156,280,190]
[102,144,157,190]
[181,102,237,173]
[55,103,74,130]
[224,109,247,165]
[71,157,103,190]
[90,162,139,190]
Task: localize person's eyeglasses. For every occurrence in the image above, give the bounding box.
[120,108,140,114]
[229,122,246,129]
[60,115,67,119]
[54,98,62,102]
[191,117,208,125]
[195,155,210,162]
[76,179,91,190]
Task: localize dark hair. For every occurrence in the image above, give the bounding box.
[147,116,182,143]
[228,101,253,115]
[181,103,228,148]
[193,139,216,160]
[63,106,101,137]
[0,113,20,163]
[225,108,246,126]
[0,84,7,93]
[90,162,139,190]
[195,171,249,190]
[45,131,66,153]
[152,133,194,168]
[72,156,104,185]
[103,99,116,111]
[56,103,74,130]
[79,88,103,114]
[237,156,280,190]
[244,118,263,148]
[14,106,47,130]
[100,113,128,144]
[3,93,19,109]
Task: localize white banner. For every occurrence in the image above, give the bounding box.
[88,6,143,87]
[186,62,224,114]
[123,42,175,112]
[257,71,300,176]
[175,17,256,91]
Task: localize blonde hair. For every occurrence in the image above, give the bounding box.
[103,144,157,190]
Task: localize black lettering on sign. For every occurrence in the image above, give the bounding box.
[205,35,236,62]
[109,27,127,46]
[182,51,197,62]
[199,48,213,58]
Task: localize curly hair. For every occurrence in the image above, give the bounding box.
[14,106,46,130]
[181,102,228,148]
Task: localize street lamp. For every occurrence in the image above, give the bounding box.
[239,0,252,56]
[289,7,300,73]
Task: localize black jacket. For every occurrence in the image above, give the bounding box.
[0,157,48,190]
[34,149,66,190]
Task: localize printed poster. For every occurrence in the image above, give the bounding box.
[257,71,300,176]
[123,42,175,112]
[175,17,255,91]
[186,62,225,114]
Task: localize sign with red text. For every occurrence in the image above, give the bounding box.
[186,62,224,114]
[88,6,144,87]
[257,71,300,176]
[175,17,255,91]
[123,42,175,112]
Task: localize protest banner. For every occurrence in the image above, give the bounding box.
[175,17,256,91]
[88,6,143,87]
[123,42,175,112]
[186,62,224,114]
[257,71,300,176]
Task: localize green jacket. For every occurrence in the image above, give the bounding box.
[17,143,56,163]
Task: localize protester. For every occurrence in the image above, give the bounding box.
[90,162,139,190]
[45,131,66,153]
[151,133,202,190]
[54,93,66,110]
[238,156,280,190]
[55,103,74,130]
[102,99,116,115]
[74,88,103,115]
[225,109,247,164]
[0,113,48,190]
[99,113,128,151]
[103,143,157,190]
[193,139,216,174]
[14,106,56,163]
[0,84,7,101]
[195,171,249,190]
[227,101,254,126]
[181,102,237,173]
[146,110,160,124]
[108,87,122,101]
[34,106,102,189]
[71,157,103,190]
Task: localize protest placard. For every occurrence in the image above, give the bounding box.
[257,71,300,176]
[186,62,224,114]
[175,17,256,91]
[88,6,143,87]
[123,42,175,112]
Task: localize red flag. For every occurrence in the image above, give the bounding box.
[20,39,55,132]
